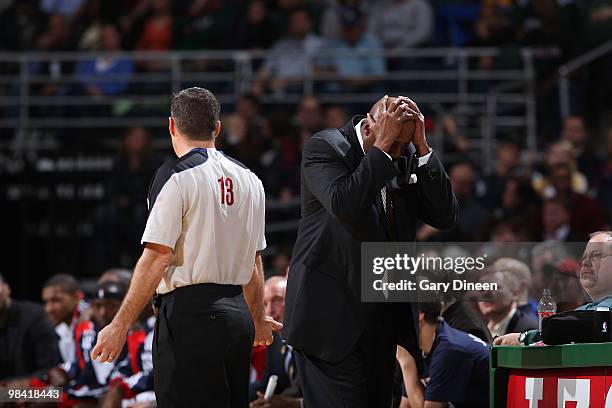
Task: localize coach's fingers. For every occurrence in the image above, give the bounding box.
[398,96,420,113]
[389,97,404,116]
[400,105,424,122]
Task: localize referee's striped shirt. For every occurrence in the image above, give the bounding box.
[141,147,267,294]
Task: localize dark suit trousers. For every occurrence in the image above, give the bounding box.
[295,304,397,408]
[153,283,255,408]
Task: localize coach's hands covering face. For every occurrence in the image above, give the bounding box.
[397,96,430,156]
[254,315,283,346]
[367,95,414,155]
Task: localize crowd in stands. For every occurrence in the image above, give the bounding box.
[4,0,611,54]
[2,0,612,103]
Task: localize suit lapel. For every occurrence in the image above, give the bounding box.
[339,117,395,240]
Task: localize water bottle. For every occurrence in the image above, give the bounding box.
[537,288,557,333]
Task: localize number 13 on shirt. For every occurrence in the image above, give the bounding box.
[218,176,234,205]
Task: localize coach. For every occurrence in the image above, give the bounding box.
[90,88,281,407]
[283,96,457,407]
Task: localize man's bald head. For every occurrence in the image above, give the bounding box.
[264,276,287,323]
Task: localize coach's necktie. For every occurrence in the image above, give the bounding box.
[380,184,396,240]
[380,184,396,299]
[281,343,297,386]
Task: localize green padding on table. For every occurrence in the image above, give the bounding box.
[492,343,612,369]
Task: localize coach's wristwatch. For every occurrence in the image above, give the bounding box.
[518,331,528,345]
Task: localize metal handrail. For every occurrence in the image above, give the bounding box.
[0,47,514,61]
[558,39,612,118]
[0,46,538,172]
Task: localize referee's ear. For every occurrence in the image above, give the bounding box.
[168,116,176,138]
[213,120,221,139]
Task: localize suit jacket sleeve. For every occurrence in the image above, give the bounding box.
[302,135,399,223]
[414,151,457,230]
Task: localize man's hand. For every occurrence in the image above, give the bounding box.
[253,315,283,346]
[398,96,429,156]
[90,322,129,363]
[367,95,413,154]
[493,333,521,346]
[250,391,302,408]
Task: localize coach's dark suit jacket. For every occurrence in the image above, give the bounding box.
[283,116,458,364]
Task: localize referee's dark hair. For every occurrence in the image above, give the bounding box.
[171,87,220,140]
[43,274,81,294]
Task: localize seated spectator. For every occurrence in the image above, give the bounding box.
[368,0,433,49]
[533,140,588,196]
[397,300,489,408]
[495,231,612,346]
[477,136,522,210]
[296,95,323,146]
[477,270,538,338]
[317,6,385,93]
[75,24,134,97]
[135,0,173,51]
[252,8,322,97]
[544,162,605,240]
[250,276,301,407]
[0,273,60,381]
[492,176,542,240]
[473,3,514,47]
[41,274,85,366]
[320,0,366,40]
[234,0,279,50]
[492,258,537,318]
[560,116,602,182]
[541,197,581,242]
[219,94,269,175]
[420,161,489,241]
[0,0,46,51]
[433,0,480,46]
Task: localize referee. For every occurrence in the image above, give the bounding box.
[91,87,282,407]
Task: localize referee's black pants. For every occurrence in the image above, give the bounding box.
[153,283,255,408]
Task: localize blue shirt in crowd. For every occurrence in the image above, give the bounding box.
[576,295,612,310]
[424,321,489,408]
